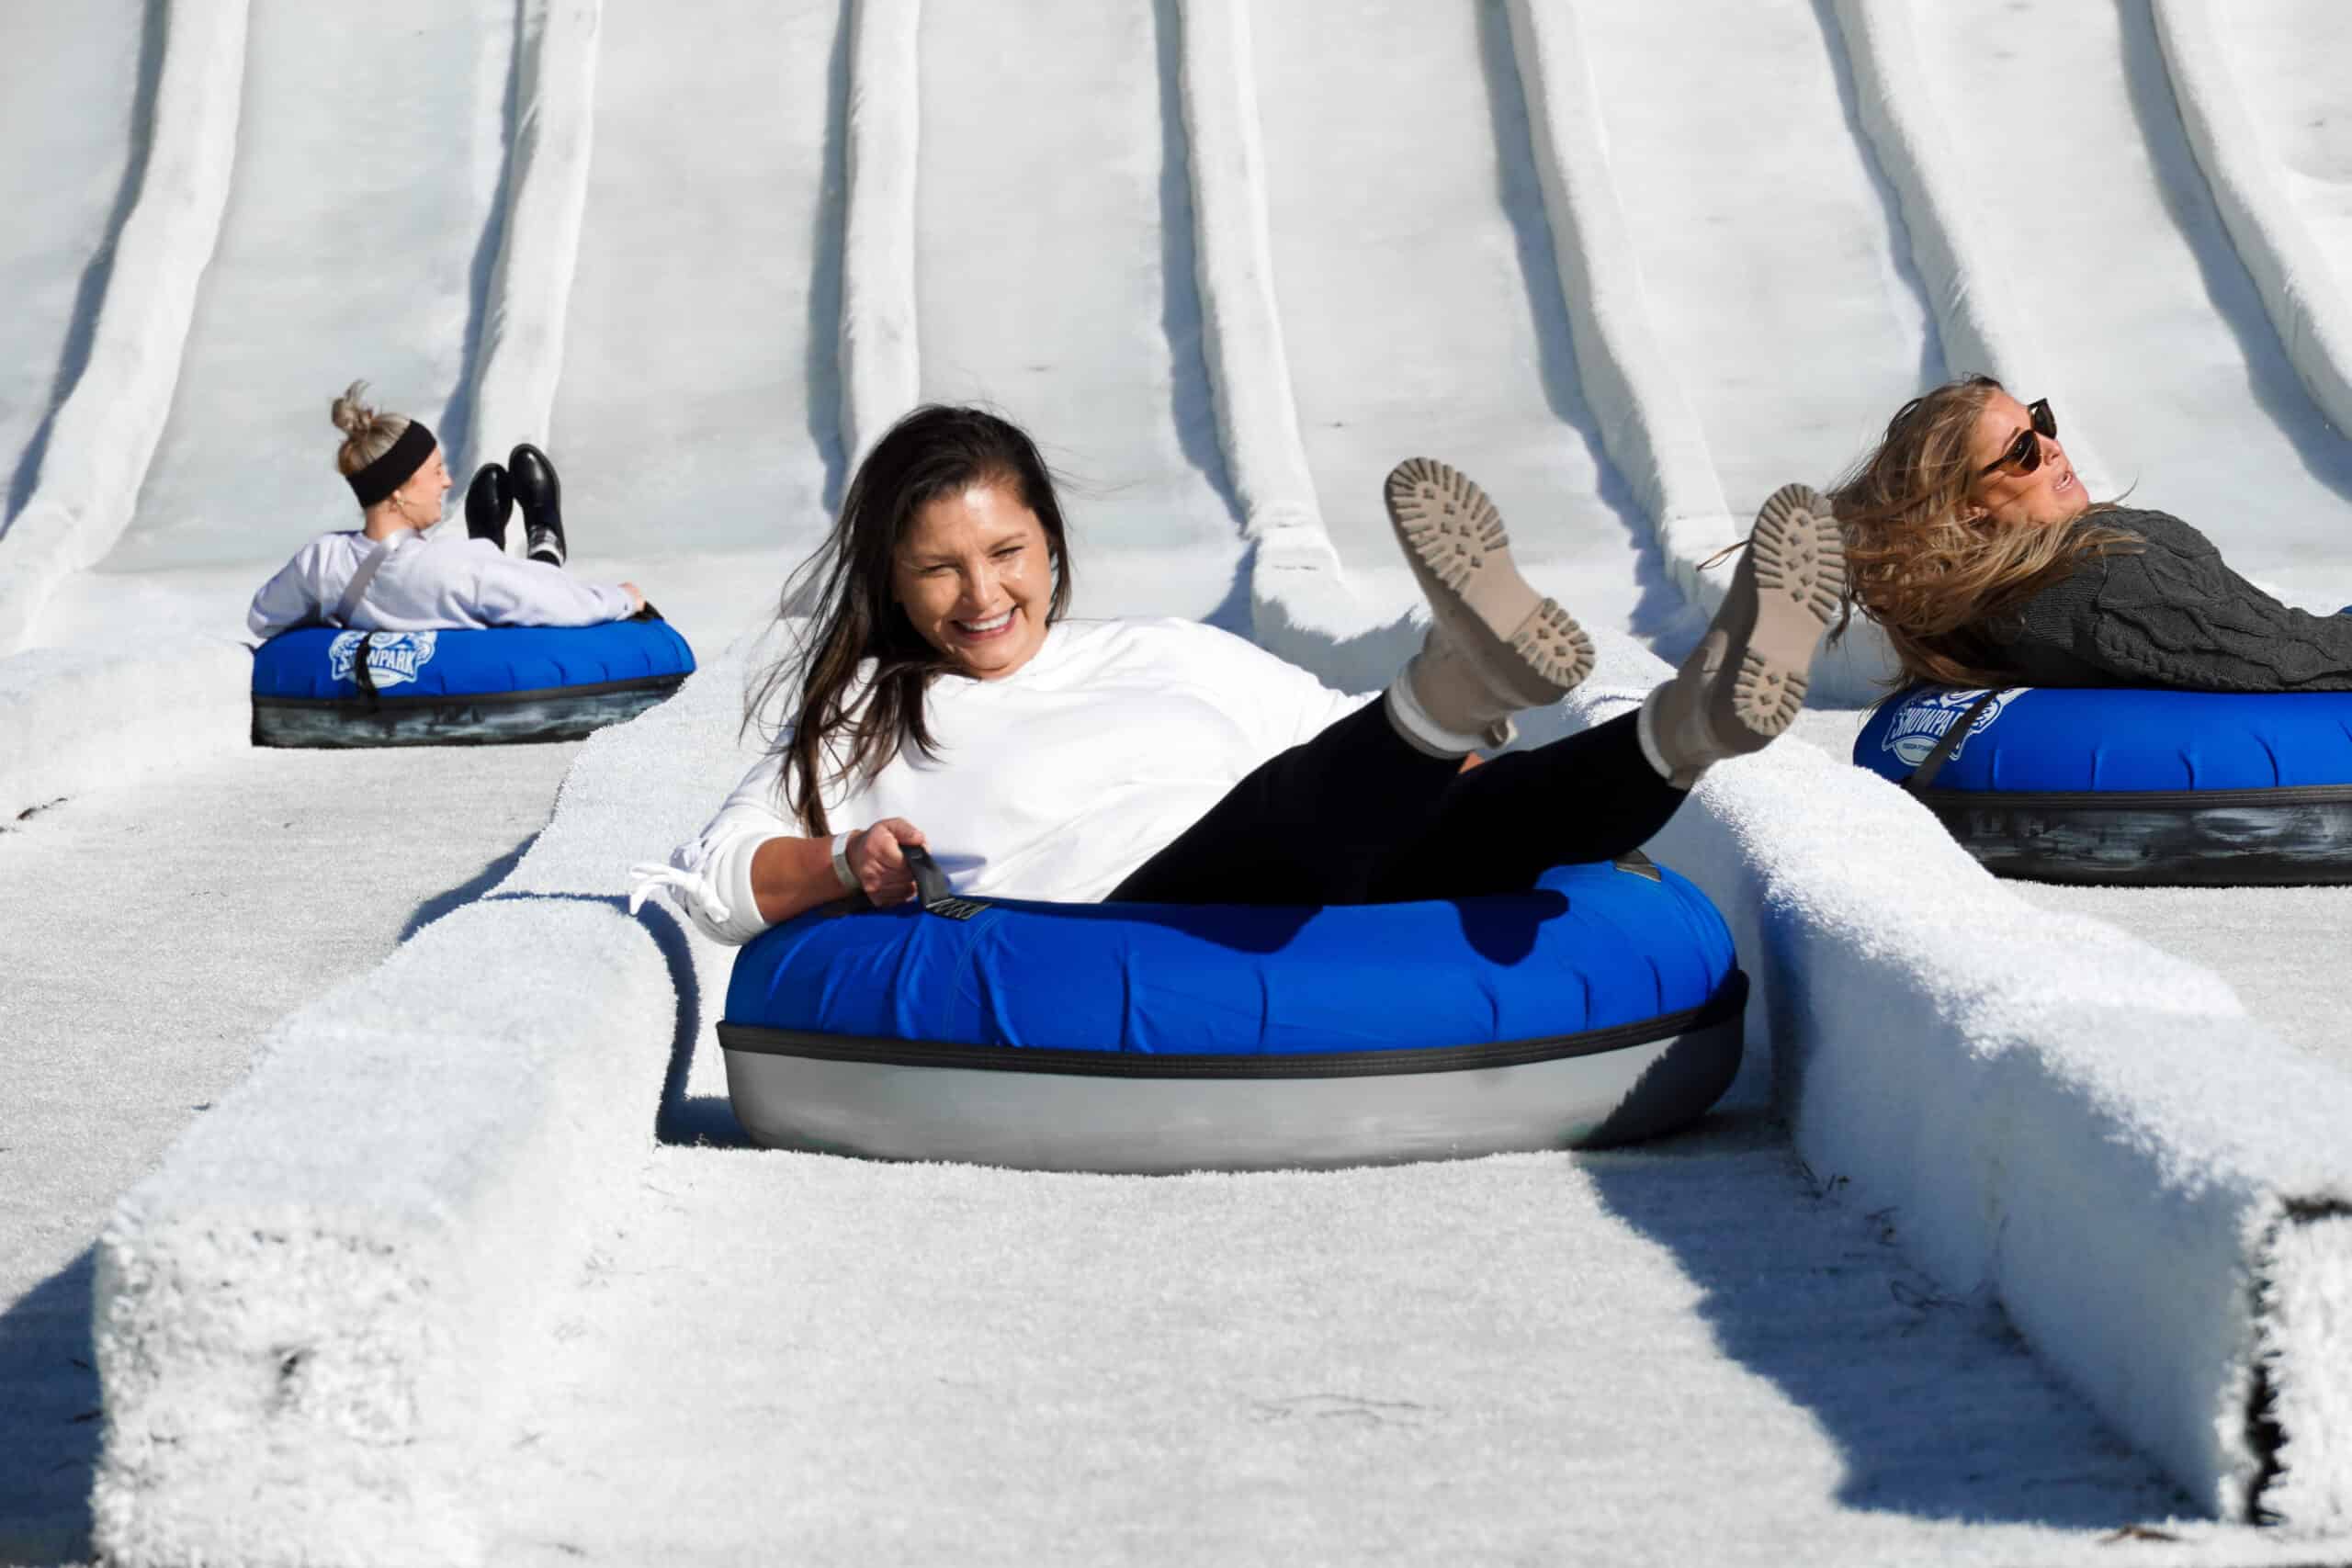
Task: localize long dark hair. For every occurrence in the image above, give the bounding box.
[749,405,1074,836]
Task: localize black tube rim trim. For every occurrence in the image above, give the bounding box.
[717,970,1747,1079]
[252,671,688,712]
[1915,784,2352,810]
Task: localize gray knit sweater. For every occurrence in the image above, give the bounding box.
[1984,508,2352,691]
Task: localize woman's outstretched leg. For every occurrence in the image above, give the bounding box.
[1110,700,1682,907]
[510,444,567,566]
[1105,697,1461,904]
[1372,479,1850,897]
[1111,466,1845,907]
[462,445,566,566]
[1374,474,1844,893]
[465,462,512,550]
[1113,459,1593,905]
[1365,711,1679,901]
[1643,483,1846,786]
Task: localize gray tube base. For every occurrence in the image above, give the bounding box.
[1917,788,2352,886]
[252,675,685,749]
[718,987,1746,1174]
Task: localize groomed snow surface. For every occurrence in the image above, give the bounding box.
[0,742,581,1565]
[7,0,2352,1563]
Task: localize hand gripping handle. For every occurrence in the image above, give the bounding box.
[899,845,988,921]
[900,843,953,907]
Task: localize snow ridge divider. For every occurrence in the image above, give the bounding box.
[1533,628,2352,1529]
[464,0,603,513]
[1500,0,1734,605]
[0,637,251,823]
[2152,0,2352,441]
[1826,0,2116,495]
[0,0,248,654]
[1503,0,1897,701]
[1171,0,1373,673]
[2253,1201,2352,1524]
[837,0,921,468]
[90,653,753,1568]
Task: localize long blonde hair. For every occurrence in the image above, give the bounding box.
[1831,375,2136,687]
[329,380,413,479]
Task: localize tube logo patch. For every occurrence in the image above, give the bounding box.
[329,630,439,689]
[1882,687,2023,768]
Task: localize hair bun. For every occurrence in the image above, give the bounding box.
[330,378,377,439]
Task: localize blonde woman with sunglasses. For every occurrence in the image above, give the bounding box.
[1833,375,2352,692]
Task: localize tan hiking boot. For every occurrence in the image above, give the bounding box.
[1385,457,1594,751]
[1645,482,1846,785]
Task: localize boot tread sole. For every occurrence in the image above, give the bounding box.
[1729,483,1844,738]
[1386,457,1594,698]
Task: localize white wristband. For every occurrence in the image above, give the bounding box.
[831,831,859,893]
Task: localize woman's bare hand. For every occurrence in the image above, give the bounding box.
[846,818,926,905]
[621,581,646,612]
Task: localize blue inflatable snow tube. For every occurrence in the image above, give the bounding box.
[250,619,695,748]
[717,852,1748,1172]
[1856,684,2352,885]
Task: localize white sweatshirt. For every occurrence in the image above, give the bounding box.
[245,528,636,639]
[674,618,1371,943]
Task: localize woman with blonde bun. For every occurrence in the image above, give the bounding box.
[246,380,650,638]
[1835,375,2352,691]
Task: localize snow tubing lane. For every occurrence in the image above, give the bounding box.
[250,619,695,748]
[717,854,1747,1172]
[1856,684,2352,886]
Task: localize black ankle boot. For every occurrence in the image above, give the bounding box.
[509,443,566,567]
[465,463,512,550]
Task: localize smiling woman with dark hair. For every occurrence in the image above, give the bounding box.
[1834,375,2352,692]
[631,403,1849,942]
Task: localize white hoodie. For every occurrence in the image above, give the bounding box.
[647,618,1371,944]
[246,528,634,638]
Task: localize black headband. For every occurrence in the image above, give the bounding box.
[346,419,437,508]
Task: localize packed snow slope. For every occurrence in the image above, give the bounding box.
[7,0,2349,636]
[2231,1,2352,296]
[104,0,515,576]
[913,0,1245,624]
[1572,0,1940,523]
[0,741,581,1565]
[0,2,149,535]
[1248,0,1671,637]
[548,0,840,566]
[1910,0,2352,592]
[7,0,2352,1562]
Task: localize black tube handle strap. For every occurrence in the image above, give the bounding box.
[1905,689,2007,796]
[349,633,381,709]
[902,844,988,921]
[1611,849,1663,882]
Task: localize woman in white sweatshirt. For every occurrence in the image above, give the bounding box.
[631,405,1848,938]
[246,382,646,638]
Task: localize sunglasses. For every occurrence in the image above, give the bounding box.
[1977,399,2058,478]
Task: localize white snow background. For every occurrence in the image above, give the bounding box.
[6,0,2352,1563]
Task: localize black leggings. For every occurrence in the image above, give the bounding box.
[1108,701,1686,906]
